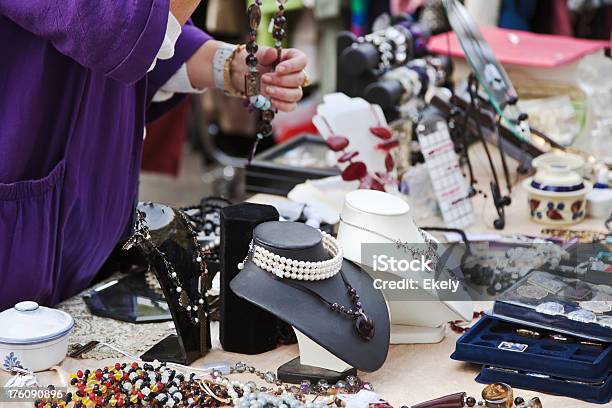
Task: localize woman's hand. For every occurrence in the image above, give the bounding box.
[232,46,307,112]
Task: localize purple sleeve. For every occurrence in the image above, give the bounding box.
[0,0,170,84]
[146,23,213,123]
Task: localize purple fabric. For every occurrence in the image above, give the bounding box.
[0,1,212,311]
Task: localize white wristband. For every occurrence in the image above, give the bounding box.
[213,44,237,90]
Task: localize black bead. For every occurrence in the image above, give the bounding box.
[274,15,287,27]
[466,396,476,407]
[514,397,524,405]
[262,109,275,122]
[272,28,286,40]
[246,54,258,67]
[258,122,273,136]
[246,41,258,54]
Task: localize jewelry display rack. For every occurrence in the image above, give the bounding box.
[336,15,430,106]
[128,203,211,365]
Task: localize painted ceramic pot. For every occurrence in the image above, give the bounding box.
[532,152,586,177]
[523,164,592,226]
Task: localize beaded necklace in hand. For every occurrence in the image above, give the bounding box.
[245,0,288,163]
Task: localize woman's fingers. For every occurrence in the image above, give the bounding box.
[261,71,305,88]
[271,98,297,112]
[263,85,303,103]
[275,49,307,74]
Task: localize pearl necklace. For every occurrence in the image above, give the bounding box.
[238,231,343,281]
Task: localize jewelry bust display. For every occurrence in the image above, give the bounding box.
[230,221,390,373]
[337,189,473,344]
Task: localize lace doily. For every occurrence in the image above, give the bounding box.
[58,275,176,360]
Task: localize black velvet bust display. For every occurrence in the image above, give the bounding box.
[219,203,280,354]
[230,221,390,372]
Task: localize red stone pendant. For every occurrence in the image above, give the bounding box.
[326,135,349,152]
[342,162,367,181]
[369,126,392,140]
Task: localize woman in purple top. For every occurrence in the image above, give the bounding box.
[0,1,307,310]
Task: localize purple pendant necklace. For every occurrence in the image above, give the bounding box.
[274,269,376,341]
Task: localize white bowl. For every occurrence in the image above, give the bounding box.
[0,301,73,372]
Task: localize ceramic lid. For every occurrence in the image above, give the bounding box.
[532,152,585,172]
[0,301,74,345]
[530,164,584,192]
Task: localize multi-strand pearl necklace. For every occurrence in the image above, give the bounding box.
[237,230,374,341]
[238,231,343,281]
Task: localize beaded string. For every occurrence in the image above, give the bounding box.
[245,0,287,163]
[40,342,373,408]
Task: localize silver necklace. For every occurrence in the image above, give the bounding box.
[339,217,439,271]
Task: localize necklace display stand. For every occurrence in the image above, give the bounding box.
[130,202,210,365]
[231,221,389,383]
[337,190,473,344]
[277,329,356,384]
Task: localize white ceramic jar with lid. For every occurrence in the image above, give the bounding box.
[522,164,592,225]
[0,301,73,372]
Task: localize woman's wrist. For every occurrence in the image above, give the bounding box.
[229,48,248,94]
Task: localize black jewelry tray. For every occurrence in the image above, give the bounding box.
[245,134,340,196]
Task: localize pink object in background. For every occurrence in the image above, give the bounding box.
[390,0,426,15]
[428,27,610,68]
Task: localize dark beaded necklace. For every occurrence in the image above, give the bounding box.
[245,0,287,163]
[273,269,375,341]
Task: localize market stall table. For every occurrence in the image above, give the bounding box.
[2,145,607,408]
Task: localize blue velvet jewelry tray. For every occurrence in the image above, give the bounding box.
[451,315,612,382]
[476,366,612,404]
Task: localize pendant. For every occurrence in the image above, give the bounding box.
[245,72,261,98]
[355,313,375,341]
[481,383,513,408]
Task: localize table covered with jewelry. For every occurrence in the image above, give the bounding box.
[3,1,612,404]
[1,160,608,408]
[0,308,590,408]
